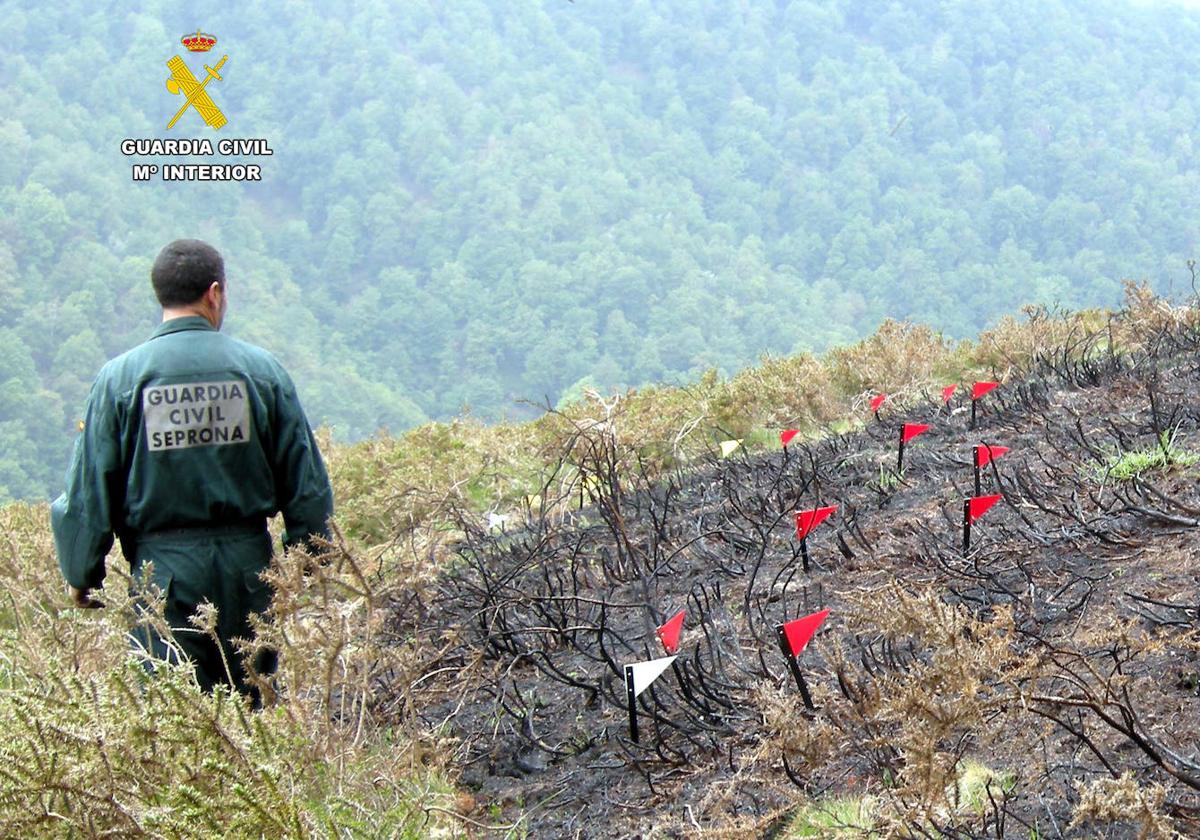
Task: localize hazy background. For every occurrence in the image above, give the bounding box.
[2,0,1198,500]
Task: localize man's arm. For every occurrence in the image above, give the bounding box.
[270,369,334,550]
[51,378,122,597]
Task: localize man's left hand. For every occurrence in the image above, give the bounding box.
[69,586,104,609]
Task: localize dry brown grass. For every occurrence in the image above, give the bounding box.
[0,502,459,838]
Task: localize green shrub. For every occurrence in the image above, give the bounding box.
[1093,430,1200,483]
[786,796,877,837]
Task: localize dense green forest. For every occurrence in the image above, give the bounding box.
[2,0,1198,500]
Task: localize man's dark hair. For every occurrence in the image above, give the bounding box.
[151,239,225,307]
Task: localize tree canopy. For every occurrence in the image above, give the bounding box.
[2,0,1198,500]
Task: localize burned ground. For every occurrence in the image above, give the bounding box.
[388,317,1200,838]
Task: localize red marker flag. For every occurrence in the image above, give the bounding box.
[967,494,1002,523]
[780,429,799,447]
[971,381,999,400]
[869,393,887,413]
[941,384,957,403]
[781,609,830,658]
[975,445,1010,468]
[901,423,930,443]
[795,505,837,540]
[656,610,685,654]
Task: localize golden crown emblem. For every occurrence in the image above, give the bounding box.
[181,30,217,52]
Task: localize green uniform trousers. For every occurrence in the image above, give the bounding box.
[128,523,276,701]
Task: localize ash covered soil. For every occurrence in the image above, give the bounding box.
[388,324,1200,838]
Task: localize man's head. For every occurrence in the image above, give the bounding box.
[151,239,227,327]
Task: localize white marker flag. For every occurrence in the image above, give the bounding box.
[625,655,678,697]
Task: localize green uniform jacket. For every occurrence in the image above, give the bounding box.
[51,316,334,590]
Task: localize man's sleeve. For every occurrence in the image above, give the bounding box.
[50,378,121,590]
[271,368,334,550]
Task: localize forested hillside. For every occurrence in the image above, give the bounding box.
[2,0,1199,500]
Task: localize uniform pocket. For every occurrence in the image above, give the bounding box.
[242,566,272,616]
[127,570,179,663]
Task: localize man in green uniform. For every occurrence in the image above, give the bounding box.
[51,239,334,700]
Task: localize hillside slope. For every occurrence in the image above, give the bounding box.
[3,297,1200,837]
[392,296,1200,837]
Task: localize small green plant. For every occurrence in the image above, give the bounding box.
[786,795,877,837]
[1093,429,1200,482]
[874,463,903,491]
[955,759,1017,815]
[829,417,864,436]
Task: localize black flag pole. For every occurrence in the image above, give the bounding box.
[973,446,982,496]
[897,425,906,473]
[775,625,815,711]
[962,499,972,556]
[624,664,639,744]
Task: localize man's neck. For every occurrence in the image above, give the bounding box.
[162,306,218,328]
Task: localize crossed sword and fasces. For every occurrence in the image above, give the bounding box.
[165,54,228,129]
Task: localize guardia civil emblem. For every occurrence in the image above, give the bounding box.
[165,30,228,130]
